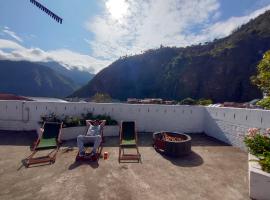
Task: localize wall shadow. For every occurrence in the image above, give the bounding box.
[0,130,230,149]
[0,130,37,146]
[203,109,236,147]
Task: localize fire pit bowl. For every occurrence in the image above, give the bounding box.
[153,132,191,157]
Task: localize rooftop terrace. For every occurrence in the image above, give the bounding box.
[0,131,248,200]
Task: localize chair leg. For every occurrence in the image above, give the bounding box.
[51,146,60,162]
[27,150,37,160]
[136,146,141,163]
[118,147,121,163]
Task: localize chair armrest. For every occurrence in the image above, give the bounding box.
[57,123,63,143]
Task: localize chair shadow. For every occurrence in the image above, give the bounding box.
[68,160,99,170]
[160,151,203,167]
[17,158,52,170]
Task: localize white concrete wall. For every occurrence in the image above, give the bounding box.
[204,107,270,150]
[0,101,204,133]
[249,154,270,200]
[1,100,270,150]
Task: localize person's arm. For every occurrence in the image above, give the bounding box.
[100,120,106,127]
[86,120,91,126]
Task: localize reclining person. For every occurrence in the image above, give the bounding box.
[77,120,105,157]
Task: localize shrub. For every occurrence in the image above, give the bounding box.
[244,128,270,173]
[63,116,83,127]
[40,112,118,127]
[179,97,196,105]
[256,97,270,109]
[259,152,270,173]
[244,130,270,156]
[91,93,112,103]
[92,115,118,125]
[197,98,213,106]
[39,113,62,124]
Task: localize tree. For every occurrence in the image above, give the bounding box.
[251,50,270,96]
[179,97,196,105]
[197,98,213,106]
[91,93,112,103]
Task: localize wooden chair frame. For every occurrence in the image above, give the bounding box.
[26,122,63,167]
[119,121,141,163]
[75,119,106,162]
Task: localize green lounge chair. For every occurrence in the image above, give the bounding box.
[119,121,141,162]
[26,122,63,167]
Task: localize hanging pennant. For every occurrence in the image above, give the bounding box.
[30,0,63,24]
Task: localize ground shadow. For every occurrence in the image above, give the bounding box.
[189,133,230,147]
[17,158,52,170]
[0,130,229,148]
[68,160,99,170]
[160,151,204,167]
[0,130,37,146]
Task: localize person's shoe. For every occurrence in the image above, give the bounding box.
[79,151,85,157]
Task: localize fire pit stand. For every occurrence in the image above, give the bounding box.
[153,132,191,157]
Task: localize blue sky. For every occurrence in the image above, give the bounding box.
[0,0,270,73]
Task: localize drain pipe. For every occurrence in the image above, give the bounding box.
[22,101,30,123]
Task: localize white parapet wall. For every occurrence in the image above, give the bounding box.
[0,100,204,133]
[204,107,270,150]
[1,100,270,150]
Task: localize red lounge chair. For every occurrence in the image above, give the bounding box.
[75,120,106,162]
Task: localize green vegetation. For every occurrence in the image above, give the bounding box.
[244,128,270,173]
[197,99,213,106]
[179,98,212,106]
[256,97,270,109]
[251,50,270,96]
[91,93,112,103]
[179,98,196,105]
[40,112,117,127]
[259,152,270,173]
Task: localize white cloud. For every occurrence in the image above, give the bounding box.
[197,4,270,41]
[0,39,24,50]
[85,0,220,60]
[85,0,270,61]
[2,26,23,43]
[0,39,110,73]
[1,1,270,73]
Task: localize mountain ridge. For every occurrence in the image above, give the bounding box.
[72,10,270,102]
[39,61,94,87]
[0,60,78,97]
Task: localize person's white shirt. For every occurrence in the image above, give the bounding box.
[86,124,101,136]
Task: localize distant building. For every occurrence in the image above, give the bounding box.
[27,97,68,102]
[127,98,140,104]
[141,98,163,104]
[127,98,176,105]
[0,93,32,101]
[0,93,69,102]
[222,102,247,108]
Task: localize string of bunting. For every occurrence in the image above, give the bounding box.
[30,0,63,24]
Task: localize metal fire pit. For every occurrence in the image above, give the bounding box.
[153,132,191,157]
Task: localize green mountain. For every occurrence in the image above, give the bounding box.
[0,60,78,97]
[72,10,270,102]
